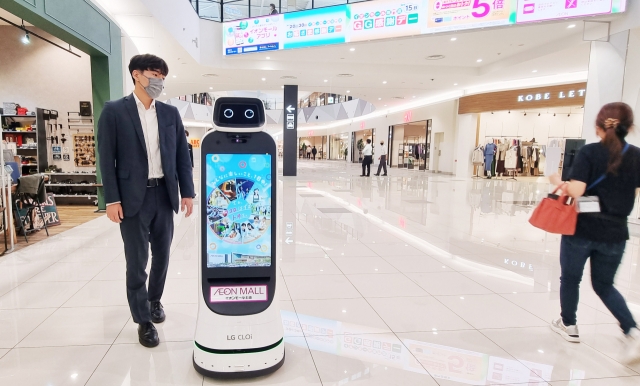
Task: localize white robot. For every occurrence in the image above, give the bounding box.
[193,98,284,378]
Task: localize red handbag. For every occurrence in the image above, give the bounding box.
[529,187,577,235]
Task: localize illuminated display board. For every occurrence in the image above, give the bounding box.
[222,0,627,55]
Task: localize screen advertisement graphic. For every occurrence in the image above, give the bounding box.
[282,5,348,49]
[348,0,423,42]
[516,0,619,23]
[427,0,517,32]
[205,154,272,268]
[223,15,282,55]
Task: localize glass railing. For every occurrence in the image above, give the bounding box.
[188,0,370,22]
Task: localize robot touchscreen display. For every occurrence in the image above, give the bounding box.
[205,153,272,268]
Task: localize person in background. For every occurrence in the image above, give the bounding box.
[374,140,388,176]
[360,138,373,177]
[307,146,312,159]
[98,54,195,348]
[185,130,194,168]
[311,146,317,160]
[269,3,278,15]
[549,102,640,364]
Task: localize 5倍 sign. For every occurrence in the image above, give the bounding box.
[518,89,586,102]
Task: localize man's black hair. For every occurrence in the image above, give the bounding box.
[128,54,169,85]
[366,139,372,144]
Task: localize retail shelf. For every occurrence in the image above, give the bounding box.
[20,164,38,167]
[2,131,37,134]
[46,183,102,187]
[0,115,37,118]
[53,194,97,198]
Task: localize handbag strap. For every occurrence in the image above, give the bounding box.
[587,143,630,190]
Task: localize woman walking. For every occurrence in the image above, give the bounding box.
[549,102,640,364]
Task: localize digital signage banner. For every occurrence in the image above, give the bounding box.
[223,15,282,55]
[516,0,617,23]
[222,0,627,56]
[283,5,348,50]
[348,0,423,42]
[426,0,517,32]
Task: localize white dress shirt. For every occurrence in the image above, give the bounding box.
[378,144,388,156]
[133,92,164,179]
[362,143,373,156]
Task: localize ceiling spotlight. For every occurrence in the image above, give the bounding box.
[21,31,30,44]
[262,78,266,81]
[163,93,167,96]
[454,83,458,86]
[532,70,538,73]
[524,112,527,116]
[412,96,416,98]
[568,113,571,117]
[384,104,387,107]
[346,90,350,93]
[383,81,387,84]
[538,113,541,116]
[568,24,576,29]
[378,97,382,100]
[476,59,483,63]
[451,37,457,41]
[173,75,177,78]
[266,56,270,59]
[281,86,284,89]
[324,79,328,82]
[350,47,355,52]
[491,111,494,114]
[508,111,511,114]
[209,87,213,90]
[554,113,556,116]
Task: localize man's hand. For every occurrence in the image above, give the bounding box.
[181,197,194,218]
[106,203,124,224]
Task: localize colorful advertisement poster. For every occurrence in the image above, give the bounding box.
[348,0,423,42]
[205,154,272,268]
[427,0,517,32]
[516,0,616,23]
[223,16,282,55]
[282,5,348,50]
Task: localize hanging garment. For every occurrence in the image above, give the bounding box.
[484,143,496,172]
[472,147,484,164]
[505,148,518,169]
[538,154,546,174]
[544,147,562,176]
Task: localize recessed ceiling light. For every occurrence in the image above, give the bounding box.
[384,105,387,107]
[281,86,284,89]
[426,55,445,60]
[202,73,218,77]
[382,81,387,84]
[450,37,457,41]
[266,56,270,59]
[209,87,213,89]
[261,78,266,81]
[324,79,328,82]
[163,93,166,95]
[568,24,576,29]
[378,97,382,100]
[476,59,482,62]
[454,83,458,86]
[346,90,350,93]
[336,73,354,78]
[350,48,355,52]
[412,96,416,98]
[532,70,538,73]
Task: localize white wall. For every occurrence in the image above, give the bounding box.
[454,113,477,178]
[622,28,640,148]
[0,26,92,172]
[319,100,458,174]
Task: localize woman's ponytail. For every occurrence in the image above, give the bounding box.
[595,103,634,175]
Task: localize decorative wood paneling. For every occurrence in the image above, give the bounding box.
[44,0,111,54]
[458,83,587,114]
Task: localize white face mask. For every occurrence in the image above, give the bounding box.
[140,74,164,99]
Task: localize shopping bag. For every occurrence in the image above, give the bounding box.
[529,188,577,235]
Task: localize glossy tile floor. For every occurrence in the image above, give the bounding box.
[1,159,639,385]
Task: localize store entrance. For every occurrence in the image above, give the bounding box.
[352,129,374,163]
[390,120,432,170]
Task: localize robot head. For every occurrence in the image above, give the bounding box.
[212,97,266,133]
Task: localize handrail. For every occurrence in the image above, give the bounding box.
[188,0,372,23]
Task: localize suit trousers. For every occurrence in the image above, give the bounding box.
[120,183,175,324]
[376,155,388,175]
[362,155,373,176]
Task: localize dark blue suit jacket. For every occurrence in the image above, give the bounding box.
[97,94,195,217]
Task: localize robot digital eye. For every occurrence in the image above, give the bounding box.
[223,109,234,118]
[244,109,255,119]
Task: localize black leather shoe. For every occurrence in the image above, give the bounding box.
[138,322,159,348]
[150,301,165,323]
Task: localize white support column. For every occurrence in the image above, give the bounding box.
[454,113,478,178]
[582,30,630,144]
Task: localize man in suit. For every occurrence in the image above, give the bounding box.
[98,54,195,348]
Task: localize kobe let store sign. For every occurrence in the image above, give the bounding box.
[458,82,587,114]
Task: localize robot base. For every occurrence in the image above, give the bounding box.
[193,339,285,379]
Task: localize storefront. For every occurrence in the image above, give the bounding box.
[389,120,432,170]
[299,135,327,159]
[459,83,587,178]
[328,132,350,160]
[351,129,374,163]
